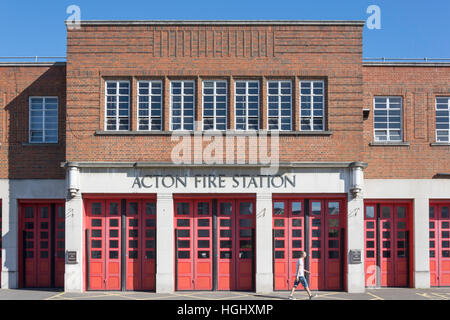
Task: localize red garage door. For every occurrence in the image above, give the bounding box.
[19,201,65,288]
[272,197,345,291]
[364,201,412,287]
[174,195,255,291]
[430,202,450,287]
[85,197,156,291]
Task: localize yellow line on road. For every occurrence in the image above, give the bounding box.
[44,291,65,300]
[367,292,384,300]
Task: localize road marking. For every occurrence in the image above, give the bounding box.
[44,291,66,300]
[367,292,384,300]
[431,292,449,300]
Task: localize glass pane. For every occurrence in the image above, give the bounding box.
[328,202,339,215]
[397,207,406,218]
[273,202,285,215]
[220,203,232,215]
[366,206,375,219]
[197,202,210,215]
[109,203,119,215]
[292,202,302,215]
[311,202,321,215]
[239,202,253,215]
[382,207,390,218]
[177,202,190,215]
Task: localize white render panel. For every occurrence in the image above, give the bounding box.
[365,179,450,289]
[0,179,65,289]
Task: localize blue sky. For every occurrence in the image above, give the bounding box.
[0,0,448,59]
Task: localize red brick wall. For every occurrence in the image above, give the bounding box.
[0,65,66,179]
[66,24,364,164]
[362,65,450,179]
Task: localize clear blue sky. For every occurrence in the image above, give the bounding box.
[0,0,449,59]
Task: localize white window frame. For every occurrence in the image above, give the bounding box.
[104,80,130,131]
[28,96,58,143]
[234,80,260,131]
[170,80,196,131]
[137,80,163,131]
[373,96,403,142]
[202,80,228,131]
[299,80,325,131]
[267,80,292,131]
[436,96,450,142]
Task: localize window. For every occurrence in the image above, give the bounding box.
[235,80,259,130]
[373,97,403,142]
[105,81,130,131]
[300,81,325,131]
[436,97,450,142]
[203,80,227,130]
[267,81,292,130]
[29,97,58,143]
[171,81,195,131]
[138,80,162,131]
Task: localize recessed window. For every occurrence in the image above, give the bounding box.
[105,81,130,131]
[300,81,325,131]
[267,80,292,131]
[373,96,403,142]
[171,80,195,131]
[235,80,259,130]
[203,80,227,130]
[436,97,450,142]
[29,97,58,143]
[138,80,162,131]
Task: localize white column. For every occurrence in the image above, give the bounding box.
[346,163,366,293]
[156,193,174,293]
[64,193,84,292]
[413,197,430,288]
[1,194,18,288]
[255,192,273,293]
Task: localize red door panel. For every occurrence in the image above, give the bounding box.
[235,200,255,291]
[175,200,194,290]
[364,201,412,288]
[141,200,156,290]
[273,197,343,291]
[217,200,234,290]
[430,202,450,287]
[175,196,255,291]
[20,202,65,288]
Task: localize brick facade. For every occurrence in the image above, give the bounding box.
[65,23,364,164]
[0,64,66,179]
[363,65,450,179]
[0,22,448,180]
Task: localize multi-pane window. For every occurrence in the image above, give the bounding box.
[300,81,325,131]
[138,81,162,131]
[436,97,450,142]
[29,97,58,143]
[203,81,227,130]
[373,97,403,142]
[235,80,259,130]
[267,81,292,130]
[105,81,130,131]
[171,81,195,131]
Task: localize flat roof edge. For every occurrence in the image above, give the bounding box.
[363,62,450,67]
[66,20,366,27]
[0,62,66,67]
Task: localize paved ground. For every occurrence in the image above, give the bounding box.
[0,288,449,300]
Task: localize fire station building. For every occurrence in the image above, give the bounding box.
[0,20,449,293]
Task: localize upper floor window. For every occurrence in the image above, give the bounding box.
[267,80,292,131]
[235,80,259,130]
[373,96,403,142]
[105,81,130,131]
[436,97,450,142]
[300,81,325,131]
[138,80,162,131]
[171,80,195,131]
[203,80,227,131]
[29,97,58,143]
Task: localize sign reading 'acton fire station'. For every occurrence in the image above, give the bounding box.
[132,174,296,189]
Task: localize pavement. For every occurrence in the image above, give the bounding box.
[0,287,449,300]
